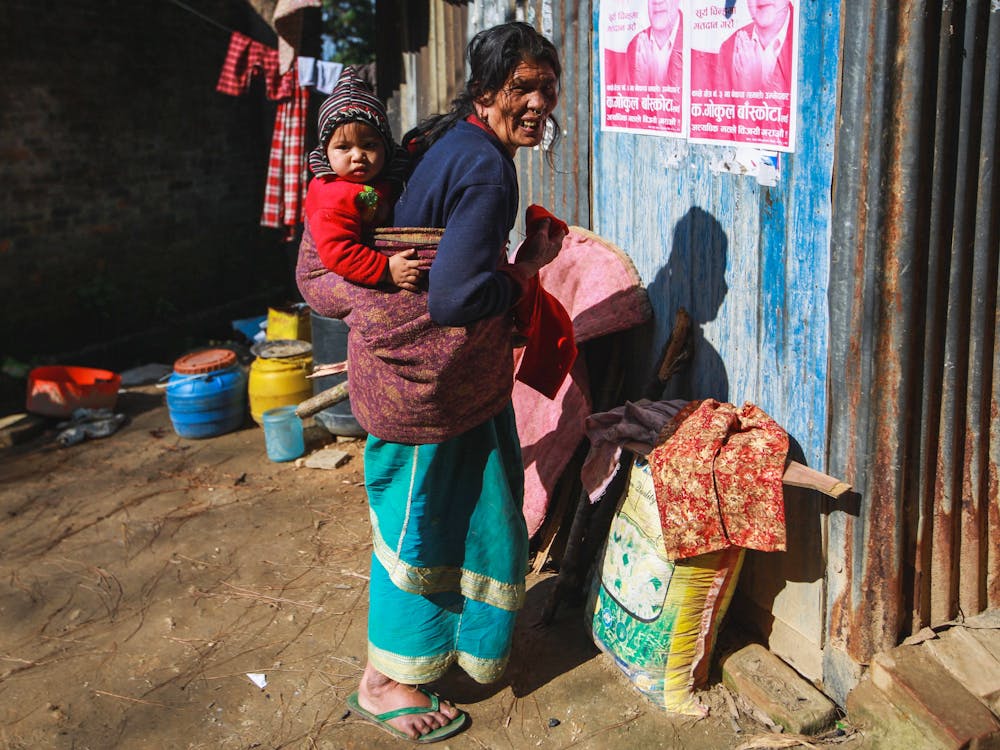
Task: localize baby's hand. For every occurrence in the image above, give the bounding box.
[387,248,424,292]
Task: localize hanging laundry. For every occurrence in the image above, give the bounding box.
[261,79,309,237]
[297,57,344,95]
[511,228,652,538]
[215,30,308,237]
[216,31,294,101]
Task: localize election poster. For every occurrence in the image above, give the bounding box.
[599,0,688,137]
[688,0,798,151]
[599,0,798,152]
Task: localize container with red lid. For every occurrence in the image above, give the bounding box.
[165,348,246,438]
[172,348,238,374]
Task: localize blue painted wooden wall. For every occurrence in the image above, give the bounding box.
[591,2,839,471]
[590,0,841,682]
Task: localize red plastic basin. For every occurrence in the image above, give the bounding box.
[26,366,122,418]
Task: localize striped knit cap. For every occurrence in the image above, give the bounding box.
[308,67,395,178]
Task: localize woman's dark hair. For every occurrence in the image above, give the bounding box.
[404,22,562,157]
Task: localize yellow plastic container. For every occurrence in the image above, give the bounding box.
[267,305,312,342]
[248,340,313,425]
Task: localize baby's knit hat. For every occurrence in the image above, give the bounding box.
[308,67,395,178]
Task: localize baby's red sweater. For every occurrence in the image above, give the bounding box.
[304,175,394,286]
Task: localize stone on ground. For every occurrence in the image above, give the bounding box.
[924,626,1000,714]
[851,642,1000,749]
[720,642,838,735]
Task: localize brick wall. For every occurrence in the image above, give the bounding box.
[0,0,302,368]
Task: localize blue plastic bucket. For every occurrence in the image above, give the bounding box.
[261,405,305,462]
[165,349,247,439]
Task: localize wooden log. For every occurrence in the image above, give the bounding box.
[307,361,347,379]
[782,461,851,498]
[295,380,349,419]
[655,306,693,385]
[644,306,693,399]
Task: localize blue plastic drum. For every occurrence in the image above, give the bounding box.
[165,349,247,439]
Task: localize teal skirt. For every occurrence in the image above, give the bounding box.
[364,404,528,685]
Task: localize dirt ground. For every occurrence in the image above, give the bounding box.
[0,386,868,749]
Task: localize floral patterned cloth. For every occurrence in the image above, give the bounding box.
[648,399,788,560]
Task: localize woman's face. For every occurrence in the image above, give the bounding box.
[476,59,559,156]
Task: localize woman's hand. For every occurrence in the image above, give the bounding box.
[387,249,425,292]
[515,218,568,277]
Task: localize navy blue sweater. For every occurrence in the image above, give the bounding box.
[393,120,521,326]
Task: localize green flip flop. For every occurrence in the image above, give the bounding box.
[346,687,468,744]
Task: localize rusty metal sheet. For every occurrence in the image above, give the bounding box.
[828,0,1000,693]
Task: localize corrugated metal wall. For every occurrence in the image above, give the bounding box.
[591,2,838,470]
[827,0,1000,690]
[377,0,468,138]
[468,0,593,230]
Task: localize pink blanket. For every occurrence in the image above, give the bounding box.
[514,228,651,537]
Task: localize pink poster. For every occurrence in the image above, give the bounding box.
[688,0,798,151]
[599,0,798,152]
[599,0,688,137]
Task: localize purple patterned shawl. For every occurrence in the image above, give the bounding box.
[296,222,514,443]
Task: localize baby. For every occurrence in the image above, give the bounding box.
[305,68,422,291]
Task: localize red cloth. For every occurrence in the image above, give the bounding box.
[513,228,652,538]
[648,399,788,560]
[216,31,295,101]
[261,80,309,236]
[513,279,577,399]
[304,175,393,285]
[217,31,304,236]
[512,205,577,399]
[525,204,568,236]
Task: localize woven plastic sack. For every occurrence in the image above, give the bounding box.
[585,455,745,716]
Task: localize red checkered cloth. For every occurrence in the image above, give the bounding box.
[260,78,309,237]
[216,31,305,237]
[216,31,294,101]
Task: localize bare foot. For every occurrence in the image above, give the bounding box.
[357,663,462,740]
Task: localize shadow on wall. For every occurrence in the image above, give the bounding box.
[646,206,730,402]
[632,208,848,653]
